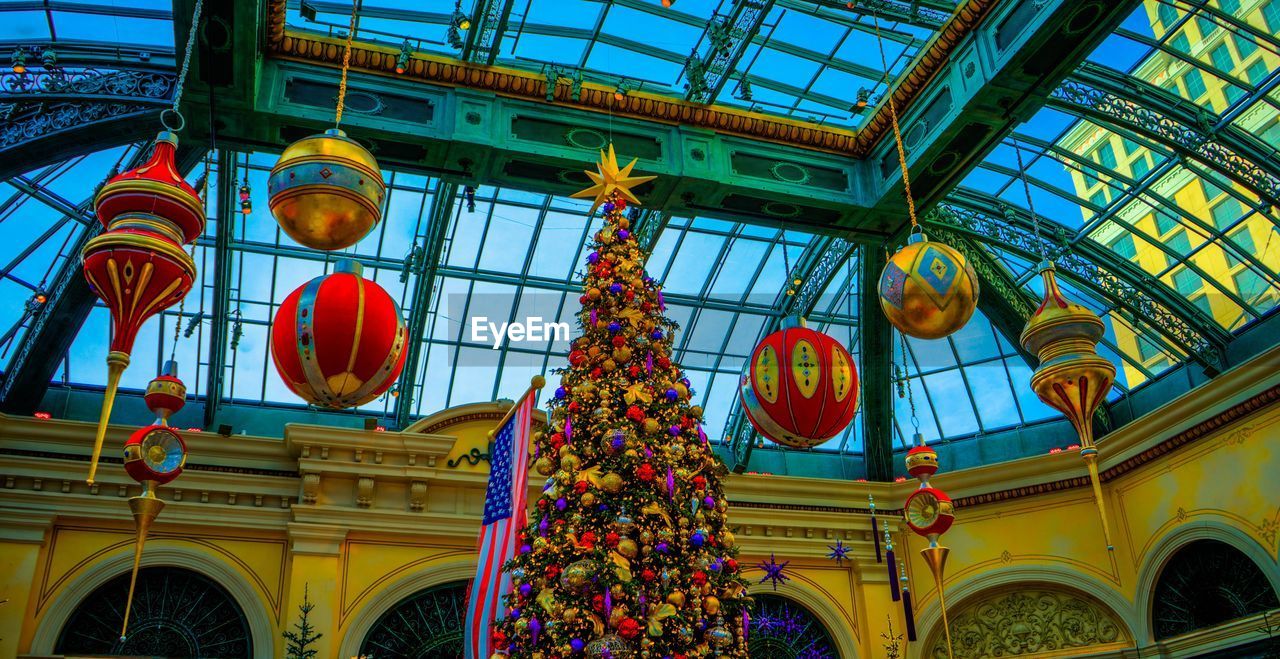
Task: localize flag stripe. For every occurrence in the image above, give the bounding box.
[466,391,537,659]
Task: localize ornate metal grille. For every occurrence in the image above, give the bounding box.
[359,581,469,658]
[1153,539,1280,640]
[749,594,840,658]
[54,566,252,657]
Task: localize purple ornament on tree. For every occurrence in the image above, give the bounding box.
[571,638,585,653]
[665,388,678,401]
[565,416,572,444]
[617,229,630,240]
[669,425,681,436]
[651,329,663,340]
[555,386,567,399]
[529,617,542,644]
[611,431,625,451]
[602,202,614,213]
[587,252,599,265]
[657,289,666,311]
[590,308,598,326]
[556,497,567,510]
[645,351,654,373]
[609,282,623,294]
[519,583,533,597]
[608,321,621,332]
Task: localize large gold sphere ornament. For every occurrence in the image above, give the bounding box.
[267,128,386,251]
[879,232,979,339]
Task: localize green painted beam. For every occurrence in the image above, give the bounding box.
[859,246,893,480]
[203,150,236,428]
[858,0,1141,235]
[461,0,517,65]
[394,182,458,428]
[684,0,776,104]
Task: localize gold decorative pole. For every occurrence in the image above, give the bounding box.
[1020,262,1117,551]
[920,544,953,659]
[87,351,129,484]
[120,480,164,641]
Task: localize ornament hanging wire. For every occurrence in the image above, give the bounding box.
[160,0,204,132]
[897,329,920,434]
[334,0,361,128]
[1011,138,1051,262]
[871,11,919,232]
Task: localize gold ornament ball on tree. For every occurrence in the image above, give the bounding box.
[878,232,979,339]
[267,129,386,251]
[560,559,596,592]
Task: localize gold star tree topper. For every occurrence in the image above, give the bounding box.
[571,143,657,215]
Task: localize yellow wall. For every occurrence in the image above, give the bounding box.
[1,348,1278,659]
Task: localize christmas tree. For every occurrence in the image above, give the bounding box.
[491,146,751,657]
[283,583,322,659]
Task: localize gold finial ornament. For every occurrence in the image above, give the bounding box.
[119,481,165,641]
[1020,261,1117,551]
[570,143,656,215]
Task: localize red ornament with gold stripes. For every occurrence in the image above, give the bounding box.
[270,259,408,409]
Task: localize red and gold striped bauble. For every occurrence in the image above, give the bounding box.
[270,259,408,409]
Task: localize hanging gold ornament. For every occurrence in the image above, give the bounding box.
[879,233,980,339]
[1020,261,1117,550]
[266,0,385,251]
[267,129,385,250]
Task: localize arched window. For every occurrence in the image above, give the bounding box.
[1152,539,1279,640]
[359,581,469,657]
[749,594,840,658]
[55,565,252,657]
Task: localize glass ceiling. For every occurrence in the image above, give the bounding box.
[1,0,1277,473]
[285,0,939,127]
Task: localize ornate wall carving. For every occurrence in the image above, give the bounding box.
[927,585,1130,659]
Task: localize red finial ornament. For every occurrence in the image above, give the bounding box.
[82,132,203,484]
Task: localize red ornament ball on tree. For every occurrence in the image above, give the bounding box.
[271,260,407,409]
[739,319,859,449]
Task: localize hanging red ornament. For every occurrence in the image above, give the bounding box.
[82,132,203,484]
[118,359,192,647]
[270,259,408,408]
[144,359,187,424]
[738,317,859,449]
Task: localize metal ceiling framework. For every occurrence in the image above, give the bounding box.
[0,0,1276,480]
[1051,62,1280,208]
[0,43,177,180]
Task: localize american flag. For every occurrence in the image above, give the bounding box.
[466,390,537,659]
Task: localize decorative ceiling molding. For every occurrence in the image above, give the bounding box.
[260,0,997,157]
